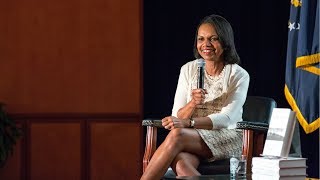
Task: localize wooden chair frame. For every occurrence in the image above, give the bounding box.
[142,120,269,174]
[142,96,276,175]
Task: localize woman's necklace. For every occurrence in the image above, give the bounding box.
[205,65,226,82]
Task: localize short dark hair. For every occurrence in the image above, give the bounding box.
[193,14,240,64]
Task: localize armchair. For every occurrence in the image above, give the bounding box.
[142,96,277,177]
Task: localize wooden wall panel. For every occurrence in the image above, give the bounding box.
[0,0,142,114]
[0,121,25,180]
[29,122,82,180]
[90,121,141,180]
[0,0,142,178]
[0,115,142,180]
[0,130,23,180]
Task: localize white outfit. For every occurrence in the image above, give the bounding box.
[171,59,250,161]
[172,59,250,129]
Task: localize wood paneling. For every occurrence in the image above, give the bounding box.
[90,121,141,180]
[0,115,143,180]
[0,0,142,114]
[0,123,24,180]
[29,122,82,180]
[0,0,142,178]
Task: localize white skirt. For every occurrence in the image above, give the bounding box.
[196,128,243,162]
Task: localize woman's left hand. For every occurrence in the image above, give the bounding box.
[162,116,189,130]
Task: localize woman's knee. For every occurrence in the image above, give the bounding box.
[173,152,200,176]
[175,161,188,175]
[171,153,187,175]
[167,128,184,141]
[171,128,193,140]
[164,129,187,147]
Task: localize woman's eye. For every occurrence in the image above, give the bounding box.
[211,37,219,42]
[197,37,204,42]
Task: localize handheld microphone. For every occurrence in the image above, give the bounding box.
[197,58,205,89]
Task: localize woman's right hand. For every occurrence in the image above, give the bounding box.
[191,89,207,107]
[176,89,207,119]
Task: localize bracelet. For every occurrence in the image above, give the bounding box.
[189,118,195,128]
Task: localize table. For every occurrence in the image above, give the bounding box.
[162,174,252,180]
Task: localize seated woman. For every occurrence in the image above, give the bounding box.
[140,14,250,180]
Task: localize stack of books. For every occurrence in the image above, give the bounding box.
[251,108,308,180]
[251,156,307,180]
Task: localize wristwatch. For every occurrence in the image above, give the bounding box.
[189,118,195,128]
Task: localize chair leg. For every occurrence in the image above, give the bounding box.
[143,126,157,172]
[253,132,266,157]
[242,129,253,174]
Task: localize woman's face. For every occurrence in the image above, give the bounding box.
[196,23,224,62]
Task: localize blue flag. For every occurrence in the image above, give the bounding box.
[285,0,319,134]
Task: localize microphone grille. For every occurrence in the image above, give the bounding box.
[197,58,205,67]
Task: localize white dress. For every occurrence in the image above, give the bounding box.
[172,59,250,161]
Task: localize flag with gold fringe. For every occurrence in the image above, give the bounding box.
[284,0,319,134]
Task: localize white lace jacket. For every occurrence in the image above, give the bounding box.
[171,59,250,129]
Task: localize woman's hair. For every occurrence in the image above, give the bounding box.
[193,14,240,64]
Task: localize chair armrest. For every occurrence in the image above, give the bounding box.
[142,119,163,172]
[236,121,268,131]
[237,121,269,174]
[142,119,164,128]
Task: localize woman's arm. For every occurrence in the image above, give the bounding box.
[171,65,191,117]
[171,62,206,119]
[162,116,213,130]
[177,89,206,119]
[208,68,250,129]
[171,62,212,129]
[176,101,196,119]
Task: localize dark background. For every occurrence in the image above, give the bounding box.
[143,0,319,178]
[144,0,290,118]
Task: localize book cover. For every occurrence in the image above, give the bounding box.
[252,156,307,168]
[262,108,296,157]
[252,166,306,176]
[252,173,306,180]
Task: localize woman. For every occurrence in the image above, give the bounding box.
[141,14,249,180]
